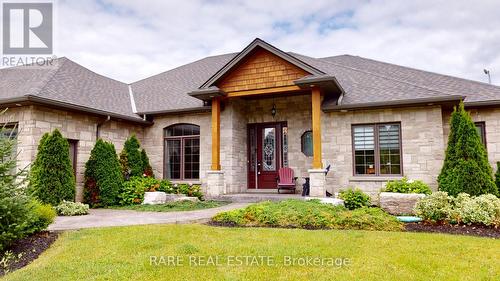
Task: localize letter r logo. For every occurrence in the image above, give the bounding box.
[2,2,53,54]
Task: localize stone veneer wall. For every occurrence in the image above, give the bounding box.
[141,112,211,191]
[0,105,144,202]
[1,102,454,199]
[442,107,500,169]
[324,105,445,196]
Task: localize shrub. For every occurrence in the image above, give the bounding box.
[141,149,154,177]
[23,200,57,235]
[438,102,498,196]
[29,129,75,205]
[174,183,203,200]
[55,201,89,216]
[0,116,30,251]
[451,193,500,226]
[495,162,500,195]
[120,135,143,178]
[415,191,500,226]
[0,182,31,251]
[119,177,147,205]
[118,177,202,205]
[84,139,123,207]
[414,191,452,222]
[384,177,432,195]
[338,188,370,210]
[212,199,402,231]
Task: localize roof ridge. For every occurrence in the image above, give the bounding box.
[325,54,500,90]
[313,55,452,96]
[31,57,69,97]
[130,53,238,85]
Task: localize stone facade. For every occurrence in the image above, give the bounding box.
[324,105,446,196]
[1,105,143,202]
[141,112,211,188]
[6,99,493,201]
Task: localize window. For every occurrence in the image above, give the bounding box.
[301,130,313,157]
[353,123,401,176]
[164,124,200,180]
[475,122,486,147]
[1,123,18,166]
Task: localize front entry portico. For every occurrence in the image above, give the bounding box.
[189,39,342,197]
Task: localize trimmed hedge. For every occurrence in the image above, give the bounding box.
[29,129,75,205]
[84,139,123,207]
[438,102,498,196]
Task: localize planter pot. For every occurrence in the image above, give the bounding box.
[379,192,426,215]
[143,192,167,205]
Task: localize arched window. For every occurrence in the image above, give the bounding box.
[301,130,313,157]
[164,124,200,180]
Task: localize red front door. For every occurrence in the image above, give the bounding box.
[248,122,285,189]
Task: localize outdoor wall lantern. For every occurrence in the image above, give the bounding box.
[271,103,277,117]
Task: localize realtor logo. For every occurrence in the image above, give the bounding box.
[2,2,53,54]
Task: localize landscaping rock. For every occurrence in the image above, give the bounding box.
[143,192,167,205]
[165,194,199,202]
[305,197,344,206]
[379,192,425,215]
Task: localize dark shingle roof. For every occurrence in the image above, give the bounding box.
[0,57,144,122]
[131,53,237,114]
[3,40,500,119]
[320,55,500,105]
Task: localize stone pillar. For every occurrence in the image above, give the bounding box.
[308,169,326,197]
[206,170,225,197]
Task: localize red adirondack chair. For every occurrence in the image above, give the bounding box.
[277,167,297,193]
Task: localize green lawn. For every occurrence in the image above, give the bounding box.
[108,200,228,212]
[3,225,499,281]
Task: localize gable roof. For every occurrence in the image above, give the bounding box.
[199,38,324,89]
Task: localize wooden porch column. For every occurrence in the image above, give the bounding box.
[311,87,323,169]
[211,97,221,170]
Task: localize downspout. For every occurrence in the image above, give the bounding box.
[96,115,111,140]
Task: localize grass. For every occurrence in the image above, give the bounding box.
[2,224,499,281]
[108,200,228,212]
[212,199,403,231]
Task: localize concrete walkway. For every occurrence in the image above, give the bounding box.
[48,203,249,231]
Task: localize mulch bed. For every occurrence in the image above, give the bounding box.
[405,222,500,238]
[0,231,59,276]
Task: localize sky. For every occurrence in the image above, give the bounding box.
[49,0,500,84]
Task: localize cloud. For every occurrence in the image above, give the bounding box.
[52,0,500,84]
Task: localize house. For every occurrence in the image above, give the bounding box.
[2,38,500,201]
